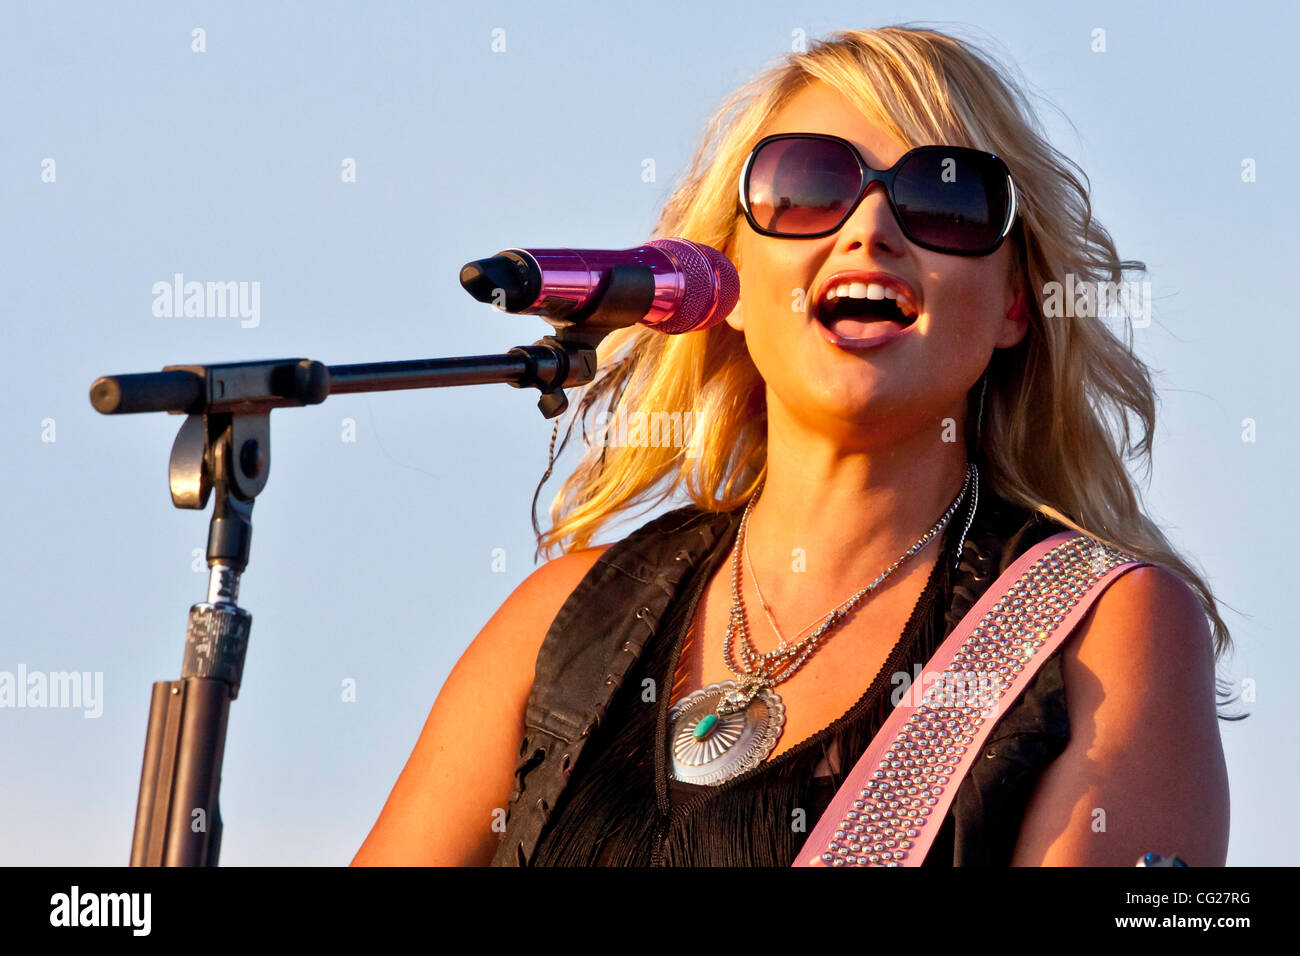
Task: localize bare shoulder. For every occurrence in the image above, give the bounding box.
[495,544,614,638]
[350,542,611,866]
[1062,564,1216,701]
[431,542,615,702]
[1011,564,1230,866]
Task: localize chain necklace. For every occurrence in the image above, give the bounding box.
[668,463,976,786]
[745,529,820,649]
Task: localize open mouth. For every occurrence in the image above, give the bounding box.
[813,281,918,338]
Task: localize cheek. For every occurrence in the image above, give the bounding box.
[922,262,1010,352]
[735,237,825,331]
[741,268,799,327]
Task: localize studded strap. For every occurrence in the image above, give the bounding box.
[795,530,1151,867]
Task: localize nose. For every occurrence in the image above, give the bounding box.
[835,180,906,256]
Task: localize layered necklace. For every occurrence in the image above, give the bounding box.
[668,463,976,786]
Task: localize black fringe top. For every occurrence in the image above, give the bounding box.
[530,481,1072,866]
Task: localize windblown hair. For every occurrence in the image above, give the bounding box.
[531,25,1239,707]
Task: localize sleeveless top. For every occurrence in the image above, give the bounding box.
[497,475,1073,867]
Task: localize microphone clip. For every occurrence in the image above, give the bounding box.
[507,333,599,419]
[507,261,655,418]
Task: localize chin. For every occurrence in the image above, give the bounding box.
[793,380,896,428]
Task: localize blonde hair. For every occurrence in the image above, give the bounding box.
[532,25,1239,706]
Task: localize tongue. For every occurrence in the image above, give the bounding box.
[827,316,907,339]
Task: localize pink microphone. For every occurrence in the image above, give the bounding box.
[459,238,739,334]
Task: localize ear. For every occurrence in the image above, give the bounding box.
[996,282,1030,349]
[725,295,744,332]
[724,235,744,331]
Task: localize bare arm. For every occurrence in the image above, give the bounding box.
[350,544,609,866]
[1010,566,1230,866]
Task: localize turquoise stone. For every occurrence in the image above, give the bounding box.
[693,713,719,740]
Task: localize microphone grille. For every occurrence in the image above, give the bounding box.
[643,238,740,334]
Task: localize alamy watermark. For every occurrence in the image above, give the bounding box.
[152,273,260,328]
[0,666,103,718]
[590,407,701,458]
[1041,274,1150,328]
[890,664,1004,714]
[49,886,150,935]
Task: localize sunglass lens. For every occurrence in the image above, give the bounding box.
[893,150,1010,253]
[747,138,862,235]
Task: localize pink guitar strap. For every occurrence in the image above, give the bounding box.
[795,530,1153,867]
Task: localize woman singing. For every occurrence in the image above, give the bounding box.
[353,26,1232,867]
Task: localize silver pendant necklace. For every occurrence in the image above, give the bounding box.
[669,463,977,786]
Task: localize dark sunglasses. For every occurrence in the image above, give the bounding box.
[738,132,1019,256]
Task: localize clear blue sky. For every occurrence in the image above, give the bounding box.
[1,0,1294,865]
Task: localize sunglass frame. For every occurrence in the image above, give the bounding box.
[737,132,1019,256]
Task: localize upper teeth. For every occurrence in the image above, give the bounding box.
[824,281,915,315]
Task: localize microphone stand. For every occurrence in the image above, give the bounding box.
[99,265,653,866]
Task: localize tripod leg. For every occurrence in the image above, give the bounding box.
[165,677,232,866]
[130,681,184,866]
[129,677,234,866]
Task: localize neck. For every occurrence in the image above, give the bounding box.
[742,396,971,621]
